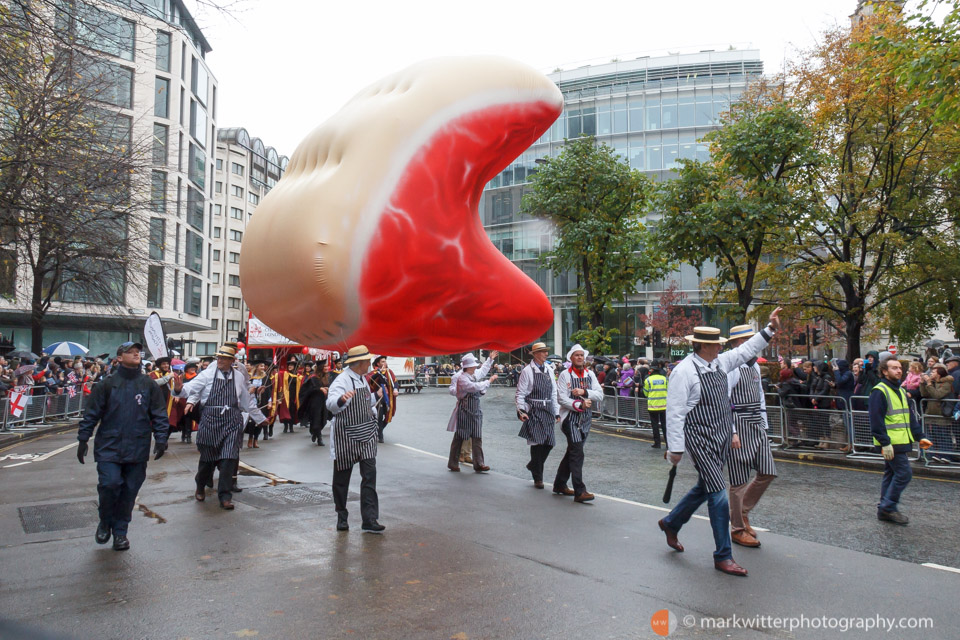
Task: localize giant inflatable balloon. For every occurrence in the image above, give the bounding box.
[239,56,562,356]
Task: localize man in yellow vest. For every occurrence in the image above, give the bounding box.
[642,361,668,449]
[870,353,931,525]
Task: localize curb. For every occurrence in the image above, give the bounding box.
[591,421,960,481]
[0,422,78,450]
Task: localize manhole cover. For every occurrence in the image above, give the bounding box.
[19,501,99,534]
[234,484,336,509]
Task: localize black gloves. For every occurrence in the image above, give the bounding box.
[77,441,88,464]
[153,442,167,460]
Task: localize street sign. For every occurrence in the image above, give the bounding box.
[888,344,898,355]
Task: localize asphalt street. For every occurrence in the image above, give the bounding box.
[0,387,957,640]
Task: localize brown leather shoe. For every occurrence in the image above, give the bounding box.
[732,530,761,548]
[553,485,575,496]
[463,456,473,464]
[474,465,490,473]
[195,488,205,502]
[574,492,595,503]
[658,519,684,552]
[447,465,461,472]
[742,514,757,537]
[714,558,748,576]
[534,481,544,489]
[220,500,235,510]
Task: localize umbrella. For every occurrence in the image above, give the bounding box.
[756,357,768,364]
[8,350,39,360]
[171,358,185,366]
[547,354,563,361]
[923,339,946,349]
[43,341,89,357]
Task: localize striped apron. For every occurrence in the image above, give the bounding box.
[563,372,593,444]
[684,363,733,493]
[728,363,777,486]
[332,382,378,471]
[196,370,244,462]
[518,366,555,446]
[455,388,483,440]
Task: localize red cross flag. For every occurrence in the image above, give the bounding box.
[10,391,27,417]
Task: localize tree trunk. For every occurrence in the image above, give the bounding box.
[844,316,862,361]
[30,271,45,355]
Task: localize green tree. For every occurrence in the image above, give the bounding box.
[653,91,814,323]
[520,137,664,353]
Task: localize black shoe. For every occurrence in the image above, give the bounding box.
[95,522,111,544]
[112,535,130,551]
[878,509,909,525]
[337,514,349,531]
[651,444,661,449]
[231,484,243,493]
[317,440,325,447]
[362,521,386,533]
[378,437,385,443]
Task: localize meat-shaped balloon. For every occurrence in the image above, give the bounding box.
[240,56,562,356]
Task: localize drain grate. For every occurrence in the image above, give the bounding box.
[19,501,100,534]
[233,484,336,509]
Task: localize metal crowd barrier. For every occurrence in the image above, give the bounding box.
[778,394,852,452]
[918,398,959,466]
[2,386,87,432]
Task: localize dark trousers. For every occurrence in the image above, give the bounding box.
[96,462,147,536]
[527,444,553,482]
[196,458,239,504]
[332,458,379,524]
[554,428,587,495]
[376,403,388,441]
[448,435,484,470]
[662,477,732,562]
[649,410,666,446]
[307,403,326,442]
[879,451,912,512]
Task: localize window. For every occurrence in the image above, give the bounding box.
[227,320,241,332]
[231,162,244,176]
[196,342,217,356]
[229,230,242,242]
[228,297,241,309]
[212,272,220,284]
[147,265,163,307]
[215,158,223,171]
[213,227,221,239]
[213,249,221,261]
[186,187,203,232]
[154,77,170,118]
[211,295,220,307]
[228,252,239,264]
[215,181,222,193]
[248,192,259,205]
[213,204,222,216]
[185,274,202,315]
[149,218,165,260]
[185,230,202,273]
[191,57,208,105]
[156,31,171,72]
[230,185,243,198]
[77,55,133,109]
[89,107,131,155]
[211,319,219,330]
[230,207,243,220]
[188,143,205,189]
[57,2,135,61]
[152,124,168,165]
[150,171,166,212]
[228,274,240,287]
[55,260,125,304]
[190,99,207,148]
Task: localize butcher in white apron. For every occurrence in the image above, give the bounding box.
[446,353,498,472]
[516,342,559,489]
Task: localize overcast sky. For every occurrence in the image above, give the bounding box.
[193,0,911,156]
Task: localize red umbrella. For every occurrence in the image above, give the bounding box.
[171,358,186,366]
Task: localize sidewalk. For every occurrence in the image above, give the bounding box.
[591,421,960,479]
[0,422,78,450]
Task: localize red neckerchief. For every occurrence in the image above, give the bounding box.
[569,365,586,379]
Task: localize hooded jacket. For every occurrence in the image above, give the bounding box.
[834,359,855,404]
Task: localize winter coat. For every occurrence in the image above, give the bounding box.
[617,368,635,397]
[920,375,955,416]
[77,365,170,463]
[834,360,855,405]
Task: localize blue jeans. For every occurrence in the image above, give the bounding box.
[96,461,147,536]
[878,452,912,513]
[662,478,732,562]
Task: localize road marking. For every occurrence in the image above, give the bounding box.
[393,443,447,460]
[2,441,77,468]
[922,563,960,574]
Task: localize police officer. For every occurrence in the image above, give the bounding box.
[77,341,170,551]
[643,361,668,449]
[871,353,932,525]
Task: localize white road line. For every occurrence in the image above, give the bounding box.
[2,442,77,468]
[389,442,772,528]
[922,563,960,574]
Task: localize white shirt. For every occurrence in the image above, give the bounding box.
[176,363,266,425]
[727,361,769,430]
[556,367,602,423]
[448,358,494,397]
[515,361,559,416]
[326,367,378,416]
[665,329,773,453]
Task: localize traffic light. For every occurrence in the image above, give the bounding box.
[793,332,807,346]
[812,328,824,346]
[643,335,651,347]
[653,329,663,347]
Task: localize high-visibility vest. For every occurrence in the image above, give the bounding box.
[872,383,914,446]
[643,374,668,411]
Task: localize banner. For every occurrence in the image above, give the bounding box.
[10,391,27,417]
[144,312,168,359]
[247,315,296,346]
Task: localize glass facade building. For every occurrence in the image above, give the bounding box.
[480,50,763,356]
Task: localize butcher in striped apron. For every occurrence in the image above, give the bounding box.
[325,346,384,533]
[447,353,498,473]
[658,311,780,577]
[554,344,603,501]
[725,325,777,548]
[516,342,559,488]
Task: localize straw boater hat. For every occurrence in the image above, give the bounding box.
[460,353,481,368]
[343,345,373,366]
[530,342,549,354]
[727,324,756,341]
[214,343,238,359]
[684,326,727,344]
